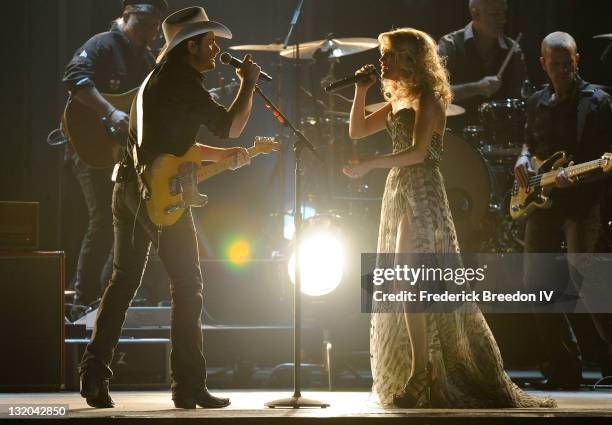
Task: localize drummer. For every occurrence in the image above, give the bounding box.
[437,0,528,128]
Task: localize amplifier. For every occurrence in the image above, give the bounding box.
[0,251,65,391]
[0,201,39,250]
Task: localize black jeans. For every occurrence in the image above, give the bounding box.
[80,177,207,397]
[71,155,114,307]
[524,201,612,378]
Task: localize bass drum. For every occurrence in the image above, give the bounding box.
[440,131,493,252]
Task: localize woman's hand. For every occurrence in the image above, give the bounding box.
[342,159,372,178]
[355,64,377,90]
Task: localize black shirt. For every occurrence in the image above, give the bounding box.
[438,23,528,126]
[526,78,612,207]
[128,58,233,166]
[63,23,155,94]
[550,90,578,160]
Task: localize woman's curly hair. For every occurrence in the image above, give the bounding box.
[378,28,452,107]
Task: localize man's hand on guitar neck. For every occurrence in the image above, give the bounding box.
[555,161,577,188]
[224,147,251,170]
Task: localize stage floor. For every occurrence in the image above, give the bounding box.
[2,390,612,423]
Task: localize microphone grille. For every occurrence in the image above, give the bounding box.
[219,52,232,65]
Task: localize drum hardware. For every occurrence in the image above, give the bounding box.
[478,98,526,148]
[462,125,486,148]
[209,79,239,101]
[521,79,537,99]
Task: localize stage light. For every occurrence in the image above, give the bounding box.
[287,217,345,296]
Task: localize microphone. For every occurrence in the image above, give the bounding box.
[219,52,272,82]
[323,69,379,92]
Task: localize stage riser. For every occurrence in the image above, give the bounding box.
[64,327,324,390]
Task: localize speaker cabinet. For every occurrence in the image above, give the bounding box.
[0,251,65,391]
[0,202,39,250]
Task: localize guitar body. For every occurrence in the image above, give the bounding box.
[144,137,280,227]
[509,151,568,220]
[144,145,202,227]
[62,88,139,168]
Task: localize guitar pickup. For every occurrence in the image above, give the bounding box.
[169,177,181,196]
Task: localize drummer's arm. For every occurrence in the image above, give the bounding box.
[369,94,442,169]
[438,38,490,101]
[451,81,487,101]
[349,90,391,139]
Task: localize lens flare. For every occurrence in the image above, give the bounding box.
[226,239,251,268]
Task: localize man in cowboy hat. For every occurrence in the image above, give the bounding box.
[62,0,168,318]
[78,6,261,409]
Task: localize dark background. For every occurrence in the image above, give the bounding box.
[2,0,612,270]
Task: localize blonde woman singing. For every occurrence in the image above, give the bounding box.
[344,28,554,409]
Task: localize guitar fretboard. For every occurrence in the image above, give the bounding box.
[196,146,260,183]
[530,158,604,188]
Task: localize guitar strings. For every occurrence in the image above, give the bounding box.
[524,159,604,187]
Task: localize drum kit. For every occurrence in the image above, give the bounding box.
[219,37,529,253]
[449,98,528,252]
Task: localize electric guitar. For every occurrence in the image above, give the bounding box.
[509,151,612,220]
[144,137,280,227]
[62,88,139,168]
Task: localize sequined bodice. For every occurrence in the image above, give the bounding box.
[386,108,443,165]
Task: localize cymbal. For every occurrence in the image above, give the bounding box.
[364,102,466,117]
[594,33,612,40]
[446,104,466,116]
[280,38,378,60]
[324,110,350,119]
[229,43,285,52]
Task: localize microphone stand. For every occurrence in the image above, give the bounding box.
[259,11,329,406]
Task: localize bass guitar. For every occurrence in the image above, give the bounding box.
[509,151,612,220]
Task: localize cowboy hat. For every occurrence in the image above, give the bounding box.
[156,6,232,63]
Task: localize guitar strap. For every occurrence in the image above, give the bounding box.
[130,69,156,201]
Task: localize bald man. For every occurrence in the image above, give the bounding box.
[515,32,612,389]
[438,0,527,126]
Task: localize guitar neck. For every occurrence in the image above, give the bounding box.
[535,158,605,188]
[196,146,261,183]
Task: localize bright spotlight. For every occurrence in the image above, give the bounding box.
[288,230,344,297]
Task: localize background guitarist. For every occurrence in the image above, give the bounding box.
[62,0,167,316]
[78,7,259,409]
[514,32,612,389]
